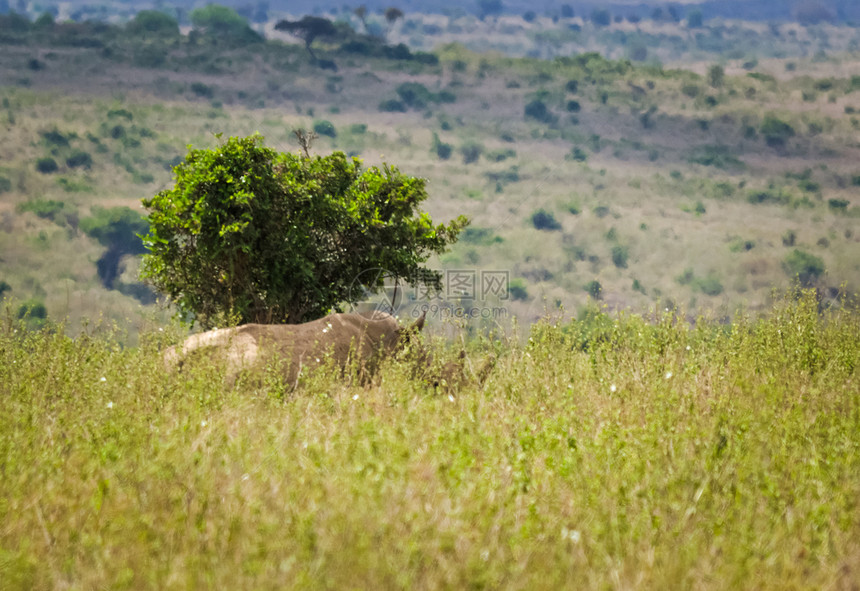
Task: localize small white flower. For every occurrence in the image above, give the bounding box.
[480,549,490,561]
[158,327,164,332]
[610,384,617,393]
[352,394,359,400]
[322,328,328,333]
[665,371,673,379]
[315,358,320,363]
[100,377,107,382]
[106,401,114,409]
[201,420,207,427]
[686,345,691,351]
[241,473,250,481]
[569,530,581,544]
[448,394,455,402]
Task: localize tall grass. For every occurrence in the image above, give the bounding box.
[1,290,858,589]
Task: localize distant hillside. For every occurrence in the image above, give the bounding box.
[3,0,860,25]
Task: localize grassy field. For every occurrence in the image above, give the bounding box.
[1,16,860,337]
[1,289,858,589]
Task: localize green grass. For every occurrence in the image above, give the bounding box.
[1,290,858,589]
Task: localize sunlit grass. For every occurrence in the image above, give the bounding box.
[1,290,858,589]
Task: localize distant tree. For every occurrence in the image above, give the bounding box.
[190,4,261,44]
[760,115,796,148]
[384,7,404,25]
[80,206,149,289]
[708,64,725,88]
[275,16,338,61]
[477,0,503,21]
[560,5,574,19]
[687,9,704,28]
[591,9,611,27]
[523,11,536,23]
[667,5,680,22]
[354,4,369,32]
[127,10,180,38]
[794,1,835,25]
[783,249,825,286]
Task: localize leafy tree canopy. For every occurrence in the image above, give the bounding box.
[127,10,180,38]
[141,134,468,328]
[190,4,261,43]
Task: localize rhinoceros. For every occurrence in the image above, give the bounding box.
[164,311,425,387]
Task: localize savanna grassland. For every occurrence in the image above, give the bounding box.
[1,12,860,333]
[1,290,859,589]
[2,9,860,590]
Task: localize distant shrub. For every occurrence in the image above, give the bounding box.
[0,280,10,298]
[567,147,587,162]
[312,120,337,137]
[747,189,790,206]
[531,209,561,231]
[349,123,367,134]
[782,230,797,246]
[509,278,529,301]
[676,268,694,285]
[66,150,93,169]
[107,108,133,120]
[694,201,706,215]
[524,100,556,124]
[593,205,610,218]
[694,276,723,296]
[565,79,579,93]
[729,238,756,252]
[682,84,700,98]
[632,278,645,294]
[828,198,849,212]
[41,129,70,147]
[783,249,825,286]
[16,199,65,220]
[127,10,180,38]
[460,142,483,164]
[378,99,406,112]
[688,145,743,170]
[760,116,795,148]
[0,176,11,193]
[461,227,503,245]
[35,157,58,174]
[485,148,516,162]
[610,245,629,268]
[190,82,214,98]
[16,298,47,320]
[566,100,581,112]
[583,280,602,299]
[431,133,453,160]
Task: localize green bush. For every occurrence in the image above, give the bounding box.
[0,176,12,193]
[35,158,58,174]
[566,100,581,112]
[141,134,467,327]
[531,209,561,231]
[190,82,214,98]
[16,199,65,220]
[583,280,602,299]
[760,116,796,148]
[782,230,797,247]
[312,120,337,138]
[828,198,849,212]
[611,245,629,268]
[460,142,483,165]
[66,150,93,169]
[379,99,407,112]
[783,249,825,286]
[509,278,529,301]
[694,276,723,296]
[524,100,556,124]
